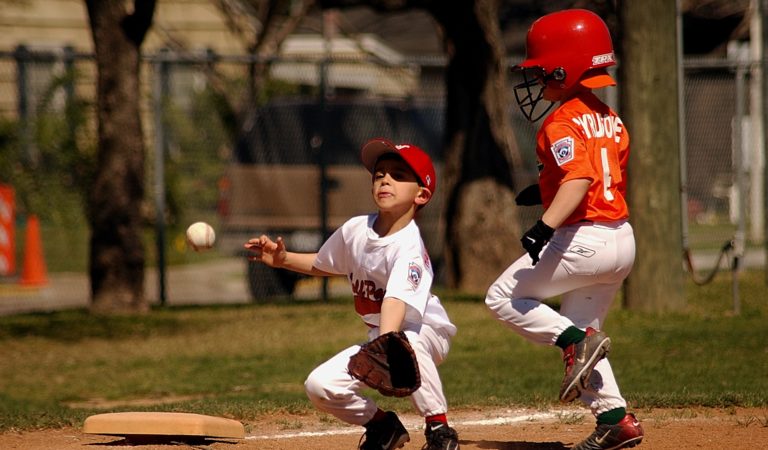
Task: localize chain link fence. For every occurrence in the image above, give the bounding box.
[0,46,763,311]
[682,49,765,285]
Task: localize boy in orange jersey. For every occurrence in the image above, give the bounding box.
[485,9,643,450]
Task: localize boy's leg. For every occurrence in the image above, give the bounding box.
[486,229,632,408]
[559,284,627,413]
[403,327,450,417]
[404,327,459,450]
[304,344,377,426]
[485,253,582,346]
[486,222,634,346]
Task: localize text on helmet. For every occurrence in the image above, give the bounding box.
[592,53,615,66]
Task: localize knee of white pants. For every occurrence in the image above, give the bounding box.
[304,374,322,403]
[304,371,335,403]
[305,368,357,404]
[485,283,508,316]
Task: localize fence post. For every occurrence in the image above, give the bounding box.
[749,0,765,245]
[316,57,330,302]
[762,0,768,286]
[63,45,77,145]
[733,47,748,315]
[14,45,33,163]
[153,49,170,306]
[677,0,692,257]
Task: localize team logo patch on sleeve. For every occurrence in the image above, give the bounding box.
[407,262,422,289]
[422,251,432,270]
[550,136,575,166]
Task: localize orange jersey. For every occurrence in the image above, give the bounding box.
[536,91,630,225]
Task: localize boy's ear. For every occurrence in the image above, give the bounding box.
[415,187,432,206]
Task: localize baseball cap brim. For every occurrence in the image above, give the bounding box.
[361,139,399,173]
[360,138,437,195]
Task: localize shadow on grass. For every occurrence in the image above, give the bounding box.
[0,300,352,342]
[0,309,187,341]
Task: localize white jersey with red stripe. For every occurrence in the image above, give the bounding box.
[314,214,456,336]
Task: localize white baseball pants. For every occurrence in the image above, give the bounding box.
[485,220,635,415]
[304,325,452,426]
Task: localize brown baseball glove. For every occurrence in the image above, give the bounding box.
[347,331,421,397]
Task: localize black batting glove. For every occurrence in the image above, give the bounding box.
[521,219,555,265]
[515,184,542,206]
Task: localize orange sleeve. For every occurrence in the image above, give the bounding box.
[537,120,596,208]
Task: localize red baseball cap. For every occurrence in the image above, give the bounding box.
[361,138,437,195]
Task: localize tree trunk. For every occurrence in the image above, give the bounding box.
[318,0,524,292]
[428,0,523,293]
[85,0,156,314]
[619,0,686,311]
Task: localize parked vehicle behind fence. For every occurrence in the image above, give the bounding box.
[217,100,445,300]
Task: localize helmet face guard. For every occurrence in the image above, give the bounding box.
[513,66,563,122]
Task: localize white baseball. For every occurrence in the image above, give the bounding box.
[186,222,216,251]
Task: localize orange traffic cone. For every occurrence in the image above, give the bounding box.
[20,214,47,286]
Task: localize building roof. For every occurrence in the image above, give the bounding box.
[270,33,419,97]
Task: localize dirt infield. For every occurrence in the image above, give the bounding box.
[1,407,766,449]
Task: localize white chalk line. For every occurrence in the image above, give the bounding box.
[245,411,562,441]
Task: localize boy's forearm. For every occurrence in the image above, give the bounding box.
[541,178,590,228]
[281,252,334,276]
[379,298,406,334]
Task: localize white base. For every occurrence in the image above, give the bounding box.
[83,412,244,439]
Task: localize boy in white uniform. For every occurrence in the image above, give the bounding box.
[245,138,459,450]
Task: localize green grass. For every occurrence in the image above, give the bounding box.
[0,270,766,431]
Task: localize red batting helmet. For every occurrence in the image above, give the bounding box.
[513,9,616,121]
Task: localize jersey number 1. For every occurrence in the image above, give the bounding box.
[600,147,615,201]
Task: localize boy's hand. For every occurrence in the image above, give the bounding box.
[521,219,554,265]
[244,235,287,268]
